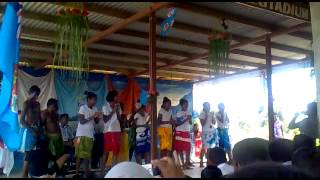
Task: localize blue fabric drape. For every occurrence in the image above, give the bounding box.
[54,71,107,120]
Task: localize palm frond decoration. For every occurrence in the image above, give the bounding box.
[53,2,89,83]
[208,32,231,76]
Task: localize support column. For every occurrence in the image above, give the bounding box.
[310,3,320,139]
[149,12,158,160]
[266,34,275,141]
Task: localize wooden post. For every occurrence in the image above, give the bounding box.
[265,34,275,141]
[149,12,158,160]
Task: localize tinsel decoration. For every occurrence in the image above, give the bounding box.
[53,2,90,83]
[208,32,231,76]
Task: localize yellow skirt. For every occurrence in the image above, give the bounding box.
[158,127,173,151]
[107,132,129,165]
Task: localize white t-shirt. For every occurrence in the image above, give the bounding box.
[175,110,191,132]
[199,111,215,132]
[102,102,122,133]
[134,113,148,133]
[158,108,172,128]
[76,104,98,139]
[216,111,229,129]
[218,163,234,176]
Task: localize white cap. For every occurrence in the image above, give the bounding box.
[105,162,153,178]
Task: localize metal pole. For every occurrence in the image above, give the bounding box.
[149,12,158,160]
[266,34,275,141]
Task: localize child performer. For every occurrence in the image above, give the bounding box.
[75,91,101,178]
[101,90,121,173]
[20,85,42,178]
[174,99,192,169]
[134,105,151,165]
[198,102,218,167]
[158,97,174,158]
[216,103,232,161]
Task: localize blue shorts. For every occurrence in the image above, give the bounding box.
[217,128,231,151]
[135,128,150,155]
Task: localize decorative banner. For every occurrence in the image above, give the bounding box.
[0,2,23,151]
[239,2,310,22]
[160,8,176,37]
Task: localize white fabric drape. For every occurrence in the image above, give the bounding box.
[17,70,57,110]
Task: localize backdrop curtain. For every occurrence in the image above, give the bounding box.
[17,69,57,111]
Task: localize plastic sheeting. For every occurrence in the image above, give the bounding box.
[17,69,57,111]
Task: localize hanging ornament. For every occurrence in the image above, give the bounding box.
[53,2,90,84]
[160,7,176,37]
[208,19,231,76]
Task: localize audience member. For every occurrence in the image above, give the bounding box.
[206,147,235,176]
[201,148,224,178]
[293,134,315,151]
[232,138,270,171]
[292,147,320,177]
[229,162,312,178]
[104,161,153,178]
[269,138,294,164]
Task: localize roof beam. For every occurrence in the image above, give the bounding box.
[134,22,309,76]
[84,2,170,46]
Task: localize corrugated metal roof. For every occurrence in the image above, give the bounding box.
[89,2,152,13]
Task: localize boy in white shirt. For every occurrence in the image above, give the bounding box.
[100,90,122,173]
[134,105,150,165]
[75,91,101,178]
[158,97,174,158]
[198,102,219,167]
[174,99,192,169]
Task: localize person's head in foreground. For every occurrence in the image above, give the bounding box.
[229,162,312,178]
[292,147,320,177]
[232,138,270,171]
[201,147,226,178]
[208,147,227,166]
[28,85,41,101]
[104,161,153,178]
[269,138,294,163]
[293,134,315,151]
[47,98,58,113]
[306,101,317,117]
[85,91,97,107]
[179,98,188,111]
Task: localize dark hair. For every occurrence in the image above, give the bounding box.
[60,113,69,120]
[292,147,320,177]
[84,91,97,100]
[293,134,315,151]
[269,138,294,162]
[208,147,227,165]
[161,97,171,108]
[229,162,312,178]
[201,166,222,178]
[106,90,118,102]
[179,98,188,106]
[232,138,270,167]
[47,98,58,110]
[29,85,41,96]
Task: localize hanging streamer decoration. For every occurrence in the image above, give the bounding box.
[53,2,90,84]
[160,8,176,37]
[208,19,231,76]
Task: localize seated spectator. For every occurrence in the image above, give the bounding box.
[293,134,315,151]
[269,138,294,165]
[28,138,70,178]
[105,161,153,178]
[201,148,224,178]
[229,162,312,178]
[210,147,235,176]
[292,147,320,177]
[232,138,270,171]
